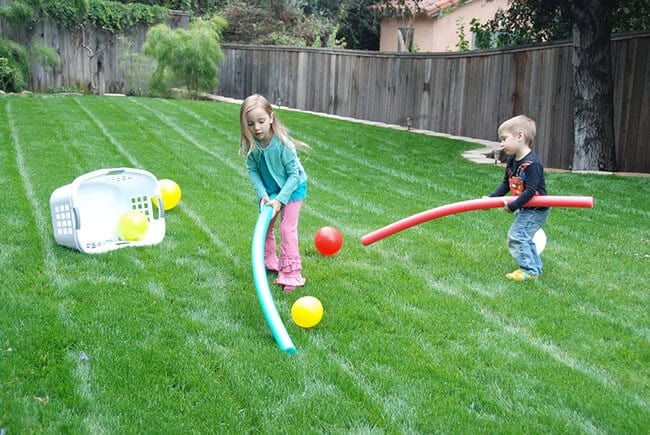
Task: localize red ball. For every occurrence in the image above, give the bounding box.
[314,226,343,256]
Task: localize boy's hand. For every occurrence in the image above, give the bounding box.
[482,196,512,212]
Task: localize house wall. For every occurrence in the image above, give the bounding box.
[379,0,509,52]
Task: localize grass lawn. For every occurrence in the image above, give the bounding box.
[1,94,648,433]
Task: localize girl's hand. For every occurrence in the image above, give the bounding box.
[260,195,270,211]
[503,199,513,212]
[260,196,281,217]
[267,199,282,217]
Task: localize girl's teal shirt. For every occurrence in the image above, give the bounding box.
[246,134,307,205]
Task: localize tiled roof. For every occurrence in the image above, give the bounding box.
[384,0,461,18]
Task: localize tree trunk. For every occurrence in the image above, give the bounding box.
[571,0,617,171]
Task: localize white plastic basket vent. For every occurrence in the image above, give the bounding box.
[50,168,166,253]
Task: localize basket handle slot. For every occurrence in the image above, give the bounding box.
[73,207,80,229]
[152,196,165,219]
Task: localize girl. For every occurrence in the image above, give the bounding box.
[239,94,308,292]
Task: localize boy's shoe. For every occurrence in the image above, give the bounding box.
[505,269,522,280]
[506,269,538,281]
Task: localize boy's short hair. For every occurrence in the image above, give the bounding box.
[498,115,537,146]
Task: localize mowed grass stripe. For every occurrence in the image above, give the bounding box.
[74,97,144,168]
[2,95,648,432]
[573,302,650,343]
[288,104,648,430]
[304,134,464,199]
[134,100,468,420]
[127,97,246,177]
[352,252,611,426]
[86,97,406,418]
[72,97,246,262]
[5,99,114,432]
[156,97,242,144]
[478,308,649,410]
[68,98,253,316]
[44,98,253,428]
[6,101,63,286]
[421,277,642,431]
[296,147,644,430]
[288,111,481,192]
[132,97,396,238]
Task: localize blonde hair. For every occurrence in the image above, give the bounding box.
[498,115,537,146]
[239,94,309,156]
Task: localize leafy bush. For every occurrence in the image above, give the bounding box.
[0,38,30,92]
[143,15,226,97]
[30,41,60,70]
[221,2,343,48]
[26,0,90,30]
[88,0,169,33]
[0,1,36,29]
[221,4,275,45]
[2,0,168,32]
[118,37,156,96]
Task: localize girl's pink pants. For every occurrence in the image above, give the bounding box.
[264,200,305,289]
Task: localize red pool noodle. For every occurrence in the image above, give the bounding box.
[360,196,594,246]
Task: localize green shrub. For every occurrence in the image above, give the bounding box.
[0,38,30,92]
[30,41,60,70]
[2,0,168,32]
[0,1,36,29]
[143,14,226,98]
[28,0,89,30]
[118,37,156,96]
[88,0,169,33]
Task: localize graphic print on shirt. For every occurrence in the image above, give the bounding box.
[508,160,533,195]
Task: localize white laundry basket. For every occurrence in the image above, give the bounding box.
[50,168,166,253]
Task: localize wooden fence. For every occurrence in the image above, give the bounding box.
[1,13,647,172]
[0,11,189,94]
[217,33,649,173]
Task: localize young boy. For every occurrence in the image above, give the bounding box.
[488,115,550,281]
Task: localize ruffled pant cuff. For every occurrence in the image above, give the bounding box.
[278,255,302,272]
[274,276,306,287]
[274,255,305,290]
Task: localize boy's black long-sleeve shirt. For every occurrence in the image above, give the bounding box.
[489,151,547,211]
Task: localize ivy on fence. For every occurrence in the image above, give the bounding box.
[1,0,169,33]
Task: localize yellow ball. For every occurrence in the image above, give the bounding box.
[118,210,149,241]
[154,179,182,210]
[291,296,323,328]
